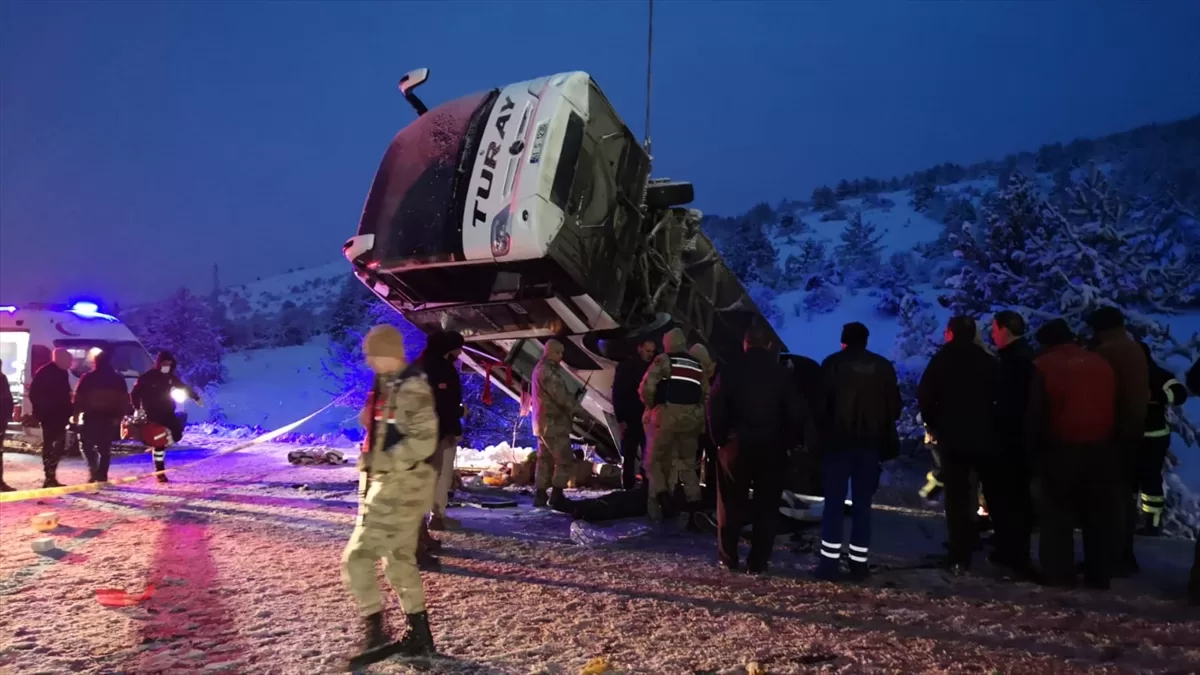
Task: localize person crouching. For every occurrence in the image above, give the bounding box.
[342,325,439,668]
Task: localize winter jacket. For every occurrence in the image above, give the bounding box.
[917,338,1000,454]
[131,368,196,424]
[419,331,464,439]
[532,345,578,438]
[994,337,1037,456]
[1026,343,1116,449]
[1092,328,1149,442]
[0,371,13,424]
[361,365,439,474]
[612,353,652,426]
[708,346,809,454]
[1139,343,1188,439]
[74,352,133,425]
[640,329,707,409]
[818,346,902,453]
[29,363,72,428]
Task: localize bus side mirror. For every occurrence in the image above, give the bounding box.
[398,68,430,117]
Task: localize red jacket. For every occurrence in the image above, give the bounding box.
[1028,343,1116,445]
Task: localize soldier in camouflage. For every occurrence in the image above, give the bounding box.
[532,339,580,508]
[640,328,709,522]
[342,325,439,668]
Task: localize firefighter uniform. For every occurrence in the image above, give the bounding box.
[1136,345,1189,535]
[531,340,579,507]
[342,326,438,663]
[639,328,707,522]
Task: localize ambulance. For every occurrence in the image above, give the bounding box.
[0,302,155,451]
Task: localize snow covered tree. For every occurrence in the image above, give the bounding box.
[327,277,376,349]
[910,182,937,212]
[781,239,828,288]
[128,287,227,388]
[721,211,779,286]
[873,252,918,317]
[835,211,884,286]
[946,170,1200,534]
[276,301,317,347]
[801,280,841,318]
[811,185,838,211]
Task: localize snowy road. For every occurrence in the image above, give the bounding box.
[2,440,1198,674]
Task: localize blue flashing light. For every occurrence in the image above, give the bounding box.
[68,301,119,322]
[0,305,16,314]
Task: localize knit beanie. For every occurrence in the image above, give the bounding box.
[363,325,406,359]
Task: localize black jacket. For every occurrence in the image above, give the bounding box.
[420,331,464,439]
[74,353,133,425]
[993,338,1036,455]
[131,368,194,423]
[917,338,1000,454]
[819,347,902,453]
[30,363,73,428]
[612,355,652,426]
[1,371,14,424]
[1140,343,1189,436]
[708,347,809,454]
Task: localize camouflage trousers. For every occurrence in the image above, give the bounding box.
[535,430,574,491]
[645,405,704,521]
[342,466,436,617]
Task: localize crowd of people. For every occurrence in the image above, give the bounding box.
[0,349,198,492]
[603,308,1200,596]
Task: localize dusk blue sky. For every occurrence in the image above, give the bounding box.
[2,1,1199,305]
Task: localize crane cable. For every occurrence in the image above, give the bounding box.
[644,0,654,158]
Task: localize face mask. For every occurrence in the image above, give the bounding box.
[160,366,171,374]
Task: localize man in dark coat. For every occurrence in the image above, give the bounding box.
[29,348,74,488]
[1186,358,1200,606]
[815,322,901,582]
[131,351,199,482]
[612,339,656,490]
[986,310,1038,578]
[74,349,133,483]
[708,322,807,574]
[1087,307,1149,577]
[1027,319,1121,589]
[781,353,825,497]
[0,366,14,492]
[420,330,465,542]
[918,316,1001,573]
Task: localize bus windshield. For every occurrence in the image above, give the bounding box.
[358,90,499,268]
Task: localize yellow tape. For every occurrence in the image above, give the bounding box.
[0,395,349,504]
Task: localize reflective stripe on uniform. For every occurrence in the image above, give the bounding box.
[1140,493,1165,514]
[1164,379,1181,405]
[1144,427,1170,438]
[668,357,704,387]
[819,540,842,560]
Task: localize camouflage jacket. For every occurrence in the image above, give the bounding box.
[532,359,578,436]
[361,369,439,474]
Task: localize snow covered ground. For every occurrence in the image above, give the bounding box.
[2,439,1198,674]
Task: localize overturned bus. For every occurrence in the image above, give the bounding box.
[343,69,784,461]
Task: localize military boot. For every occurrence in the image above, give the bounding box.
[419,521,443,554]
[42,472,64,489]
[395,611,435,657]
[346,612,393,671]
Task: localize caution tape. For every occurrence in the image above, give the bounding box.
[0,395,350,504]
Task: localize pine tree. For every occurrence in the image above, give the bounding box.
[835,211,884,285]
[128,287,227,388]
[873,252,917,316]
[722,212,779,286]
[811,185,837,211]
